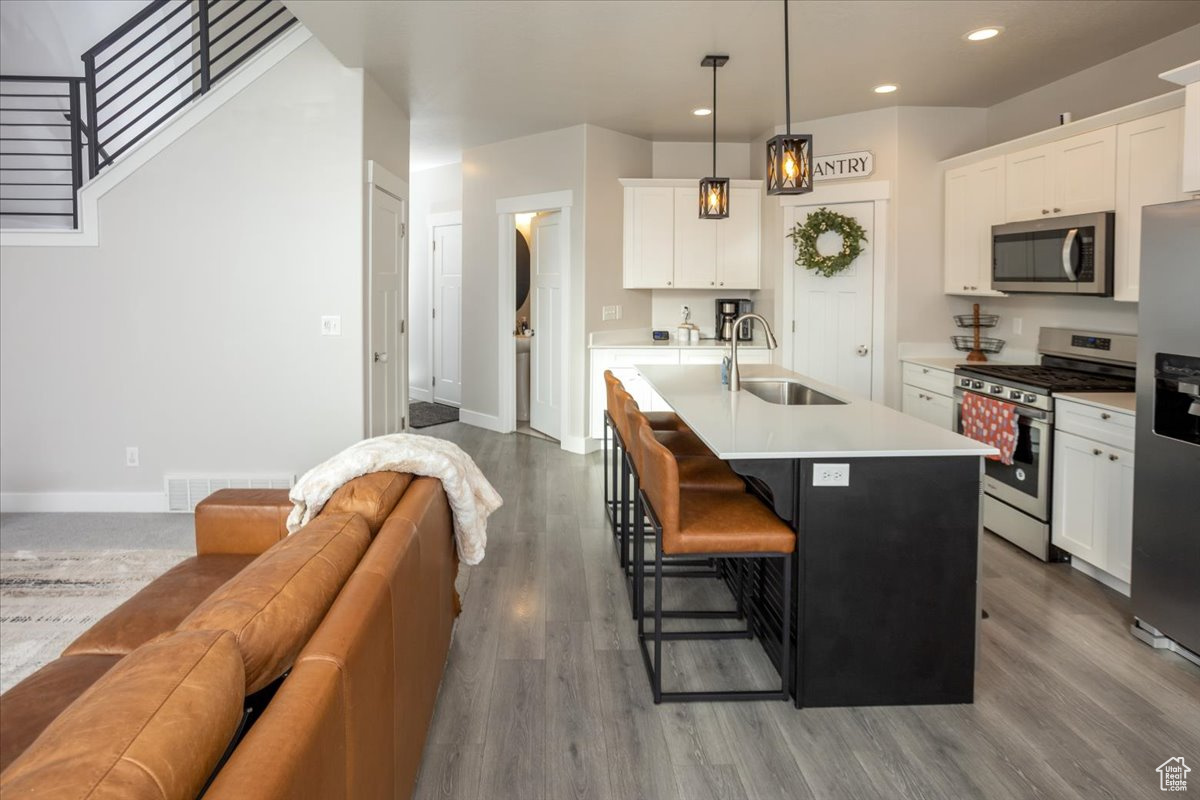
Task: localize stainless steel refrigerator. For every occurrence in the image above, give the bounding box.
[1131,199,1200,662]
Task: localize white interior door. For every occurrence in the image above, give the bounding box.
[369,186,407,436]
[432,223,463,406]
[789,201,874,397]
[529,211,563,439]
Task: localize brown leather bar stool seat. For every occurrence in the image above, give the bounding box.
[635,423,795,704]
[675,456,747,493]
[604,371,688,432]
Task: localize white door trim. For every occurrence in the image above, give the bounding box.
[496,191,574,448]
[365,160,409,434]
[424,211,462,405]
[779,181,889,402]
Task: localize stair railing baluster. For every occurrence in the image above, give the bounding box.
[198,0,212,94]
[82,55,99,179]
[69,78,83,226]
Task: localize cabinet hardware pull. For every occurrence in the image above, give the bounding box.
[970,285,977,290]
[1109,454,1119,461]
[1092,448,1102,456]
[1100,412,1111,420]
[1053,207,1062,213]
[922,368,929,374]
[1042,209,1050,215]
[667,281,672,286]
[710,281,715,285]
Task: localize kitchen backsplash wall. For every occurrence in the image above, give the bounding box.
[650,289,761,338]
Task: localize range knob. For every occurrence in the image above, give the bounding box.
[1009,390,1023,400]
[972,380,984,390]
[990,385,1004,395]
[1024,393,1037,403]
[960,377,971,388]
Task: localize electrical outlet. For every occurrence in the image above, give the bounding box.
[125,446,139,467]
[321,315,341,336]
[813,463,849,487]
[1012,317,1023,335]
[602,304,622,321]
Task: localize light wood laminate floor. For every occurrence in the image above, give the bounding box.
[415,422,1200,800]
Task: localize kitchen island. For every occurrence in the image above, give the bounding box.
[638,363,997,708]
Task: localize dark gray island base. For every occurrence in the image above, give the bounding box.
[730,455,982,708]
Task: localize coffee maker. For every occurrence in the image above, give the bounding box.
[715,298,753,342]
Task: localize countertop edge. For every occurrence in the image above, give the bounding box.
[1054,391,1137,416]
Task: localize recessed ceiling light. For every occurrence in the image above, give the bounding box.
[692,107,712,116]
[965,26,1003,41]
[873,84,898,94]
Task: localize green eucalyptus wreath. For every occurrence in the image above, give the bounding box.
[788,207,868,278]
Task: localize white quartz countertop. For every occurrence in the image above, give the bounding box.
[589,329,768,350]
[638,364,998,459]
[902,355,1020,372]
[1054,391,1137,415]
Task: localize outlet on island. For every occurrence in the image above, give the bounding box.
[813,463,849,486]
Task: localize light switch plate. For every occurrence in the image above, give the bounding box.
[813,463,849,486]
[125,446,139,467]
[321,315,341,336]
[602,304,622,321]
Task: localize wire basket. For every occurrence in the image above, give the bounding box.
[951,335,1006,354]
[954,313,999,328]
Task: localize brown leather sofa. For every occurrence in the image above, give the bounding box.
[0,470,460,799]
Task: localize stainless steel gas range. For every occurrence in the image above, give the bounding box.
[954,328,1136,561]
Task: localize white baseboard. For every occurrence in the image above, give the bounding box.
[1070,556,1131,597]
[459,409,505,433]
[0,491,167,513]
[410,386,431,403]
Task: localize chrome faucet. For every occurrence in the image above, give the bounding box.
[728,313,778,392]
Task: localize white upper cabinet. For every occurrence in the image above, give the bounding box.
[623,186,675,288]
[1004,146,1055,222]
[673,187,718,287]
[1114,108,1188,302]
[716,186,761,289]
[1005,128,1116,222]
[622,180,761,290]
[944,156,1005,295]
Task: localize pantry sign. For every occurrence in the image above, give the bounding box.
[812,151,874,182]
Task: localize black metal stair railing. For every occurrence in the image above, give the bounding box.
[0,77,87,228]
[0,0,296,230]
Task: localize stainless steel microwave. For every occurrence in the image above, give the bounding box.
[991,212,1114,295]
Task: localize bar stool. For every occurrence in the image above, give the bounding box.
[620,396,747,615]
[602,371,689,536]
[634,423,795,704]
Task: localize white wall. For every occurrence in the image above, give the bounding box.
[460,125,587,438]
[986,24,1200,145]
[584,126,653,336]
[651,141,752,179]
[0,39,369,508]
[363,73,410,183]
[407,162,462,402]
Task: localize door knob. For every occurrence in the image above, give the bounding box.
[374,352,388,363]
[856,345,869,357]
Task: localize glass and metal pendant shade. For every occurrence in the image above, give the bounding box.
[699,54,729,219]
[766,0,813,195]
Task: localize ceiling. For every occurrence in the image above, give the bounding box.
[287,0,1200,170]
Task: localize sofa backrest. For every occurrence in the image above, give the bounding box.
[203,657,349,799]
[320,471,414,536]
[0,630,244,800]
[178,512,371,693]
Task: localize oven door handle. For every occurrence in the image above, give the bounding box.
[955,390,1052,424]
[1061,228,1079,282]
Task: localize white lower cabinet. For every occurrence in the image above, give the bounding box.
[1052,423,1135,590]
[899,361,956,430]
[590,347,771,438]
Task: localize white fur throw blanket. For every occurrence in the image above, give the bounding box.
[287,434,501,565]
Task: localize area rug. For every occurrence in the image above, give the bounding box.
[0,549,188,692]
[410,401,460,428]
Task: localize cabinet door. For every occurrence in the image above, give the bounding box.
[673,187,717,288]
[1104,445,1135,583]
[1114,109,1186,302]
[716,186,761,289]
[971,157,1006,293]
[1005,145,1054,222]
[1052,430,1105,565]
[943,166,975,293]
[902,385,954,430]
[624,187,675,288]
[1055,127,1116,216]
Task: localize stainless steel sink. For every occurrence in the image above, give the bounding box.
[741,378,845,406]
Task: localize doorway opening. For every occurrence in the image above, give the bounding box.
[497,190,574,447]
[366,161,409,437]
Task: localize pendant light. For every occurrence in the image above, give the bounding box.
[699,54,729,219]
[765,0,813,195]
